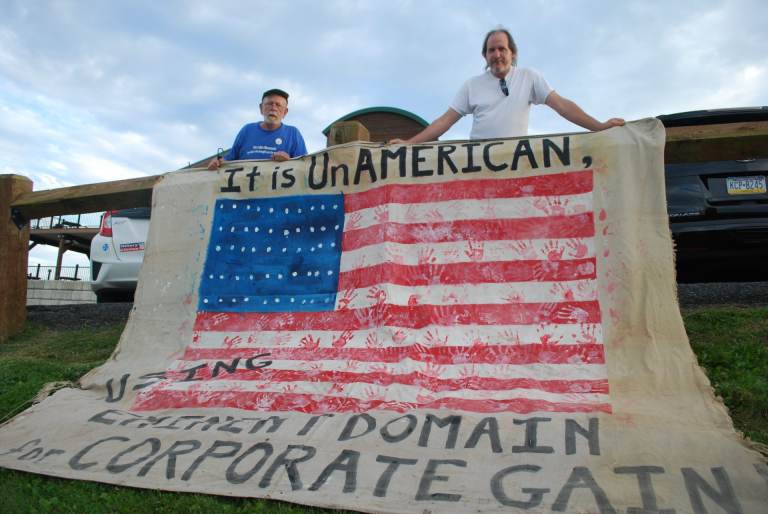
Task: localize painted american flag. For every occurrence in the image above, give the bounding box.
[133,169,610,414]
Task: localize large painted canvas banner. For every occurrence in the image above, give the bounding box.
[1,119,766,513]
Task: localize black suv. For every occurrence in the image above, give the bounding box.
[659,107,768,282]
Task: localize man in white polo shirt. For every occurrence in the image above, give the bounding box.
[396,28,624,143]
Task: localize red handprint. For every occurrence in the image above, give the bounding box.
[418,247,437,265]
[537,324,563,346]
[500,329,522,345]
[332,330,354,348]
[424,208,444,222]
[343,360,360,372]
[542,241,565,261]
[464,332,485,348]
[576,324,598,344]
[367,286,387,305]
[363,386,385,401]
[210,313,230,327]
[576,280,597,300]
[424,329,449,347]
[370,363,390,375]
[556,305,591,323]
[566,238,589,258]
[365,332,380,348]
[533,196,569,216]
[504,290,525,303]
[422,362,443,378]
[481,203,498,218]
[300,334,321,350]
[465,239,484,261]
[374,205,389,223]
[511,240,537,259]
[533,261,559,281]
[392,329,408,344]
[337,289,358,310]
[346,211,363,230]
[416,392,437,405]
[273,332,293,346]
[576,260,596,277]
[223,335,242,349]
[549,283,575,301]
[387,245,405,264]
[458,365,481,388]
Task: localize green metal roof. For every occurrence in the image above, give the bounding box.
[322,106,429,135]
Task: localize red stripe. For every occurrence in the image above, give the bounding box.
[342,213,595,251]
[193,301,601,331]
[164,368,609,394]
[133,390,611,414]
[344,170,594,211]
[181,343,605,365]
[338,258,596,289]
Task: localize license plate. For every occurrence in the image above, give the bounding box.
[726,175,767,195]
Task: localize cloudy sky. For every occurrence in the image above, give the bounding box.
[2,0,766,268]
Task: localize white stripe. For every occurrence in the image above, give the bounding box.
[168,359,608,381]
[346,193,594,230]
[340,238,595,270]
[152,379,608,405]
[334,280,597,309]
[192,323,603,349]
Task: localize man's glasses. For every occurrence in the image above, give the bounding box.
[499,78,509,97]
[262,101,286,109]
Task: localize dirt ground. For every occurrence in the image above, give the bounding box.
[26,303,134,330]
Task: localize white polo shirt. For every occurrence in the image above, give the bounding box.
[450,67,553,139]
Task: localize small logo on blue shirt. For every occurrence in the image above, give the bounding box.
[275,138,283,145]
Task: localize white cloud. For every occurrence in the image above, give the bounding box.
[2,0,767,268]
[684,65,767,111]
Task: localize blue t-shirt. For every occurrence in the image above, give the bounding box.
[225,123,307,161]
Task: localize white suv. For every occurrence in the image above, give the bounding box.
[90,208,150,302]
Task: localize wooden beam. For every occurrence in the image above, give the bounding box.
[30,227,97,255]
[665,121,768,163]
[10,174,161,221]
[0,174,32,342]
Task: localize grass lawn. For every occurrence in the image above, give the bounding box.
[1,307,766,513]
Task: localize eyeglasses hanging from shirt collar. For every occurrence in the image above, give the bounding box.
[499,78,509,97]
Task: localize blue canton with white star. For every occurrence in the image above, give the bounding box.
[198,194,345,312]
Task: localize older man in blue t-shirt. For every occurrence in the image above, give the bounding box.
[208,88,307,170]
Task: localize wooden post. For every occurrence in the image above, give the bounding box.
[0,174,33,342]
[55,235,66,280]
[327,121,370,147]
